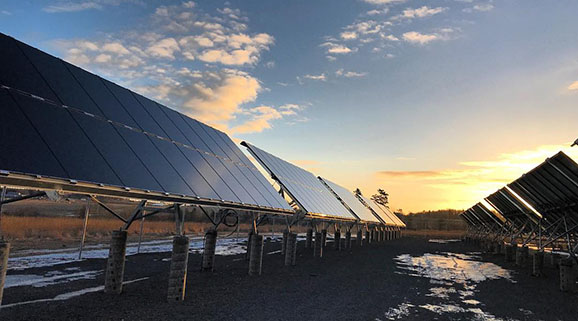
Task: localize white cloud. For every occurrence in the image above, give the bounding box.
[320,42,356,54]
[303,73,327,81]
[382,34,399,41]
[340,31,358,40]
[463,3,494,13]
[43,0,142,13]
[568,81,578,91]
[366,8,389,15]
[43,2,102,13]
[397,6,447,19]
[402,30,453,45]
[146,37,180,59]
[336,69,368,78]
[101,42,130,55]
[363,0,406,4]
[1,10,12,15]
[326,55,337,62]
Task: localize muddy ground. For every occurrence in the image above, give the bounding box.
[1,237,577,320]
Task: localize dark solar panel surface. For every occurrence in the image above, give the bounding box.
[0,32,292,211]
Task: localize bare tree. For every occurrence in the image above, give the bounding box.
[371,188,389,206]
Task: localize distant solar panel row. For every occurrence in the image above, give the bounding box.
[318,177,381,223]
[0,33,291,212]
[242,142,354,219]
[243,142,404,225]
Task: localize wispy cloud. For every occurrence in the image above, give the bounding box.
[402,29,453,45]
[43,0,141,13]
[464,4,494,13]
[394,6,447,20]
[363,0,406,5]
[302,73,327,81]
[568,80,578,91]
[336,69,368,78]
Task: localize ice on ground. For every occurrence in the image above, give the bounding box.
[8,235,271,270]
[1,277,149,309]
[426,287,457,298]
[420,304,466,314]
[428,239,461,244]
[381,302,415,320]
[394,253,514,284]
[5,270,101,288]
[463,299,481,305]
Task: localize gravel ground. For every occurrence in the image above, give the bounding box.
[1,237,577,320]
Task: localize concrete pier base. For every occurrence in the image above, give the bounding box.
[281,230,289,255]
[505,244,514,261]
[104,230,128,294]
[357,230,363,247]
[365,231,371,246]
[494,243,502,255]
[248,233,264,275]
[515,246,529,267]
[305,229,313,248]
[321,229,327,248]
[0,241,10,305]
[245,231,253,261]
[560,258,576,292]
[167,235,190,302]
[314,232,323,257]
[334,230,341,251]
[345,231,352,249]
[202,229,217,272]
[284,232,297,266]
[551,252,561,268]
[532,251,544,277]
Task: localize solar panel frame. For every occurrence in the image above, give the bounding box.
[356,194,397,226]
[374,202,406,227]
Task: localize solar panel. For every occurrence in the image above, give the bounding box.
[373,202,406,227]
[0,32,292,213]
[242,142,356,220]
[356,194,398,226]
[318,176,380,223]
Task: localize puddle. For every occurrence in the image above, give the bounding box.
[395,253,514,284]
[428,239,462,244]
[1,277,149,309]
[389,252,518,321]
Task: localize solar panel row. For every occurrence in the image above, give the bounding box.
[242,142,356,220]
[0,33,291,212]
[318,177,381,223]
[461,152,578,236]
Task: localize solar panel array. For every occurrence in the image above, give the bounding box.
[242,142,357,220]
[0,33,292,212]
[318,176,381,223]
[461,151,578,251]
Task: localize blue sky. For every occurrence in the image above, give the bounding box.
[1,0,577,212]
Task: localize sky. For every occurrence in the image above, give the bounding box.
[1,0,577,213]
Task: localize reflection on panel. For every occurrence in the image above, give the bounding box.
[243,142,355,219]
[318,176,379,223]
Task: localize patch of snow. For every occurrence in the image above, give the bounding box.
[1,277,149,309]
[5,270,101,288]
[428,239,461,244]
[382,302,415,320]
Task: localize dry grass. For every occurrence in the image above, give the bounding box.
[1,216,250,241]
[403,229,465,239]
